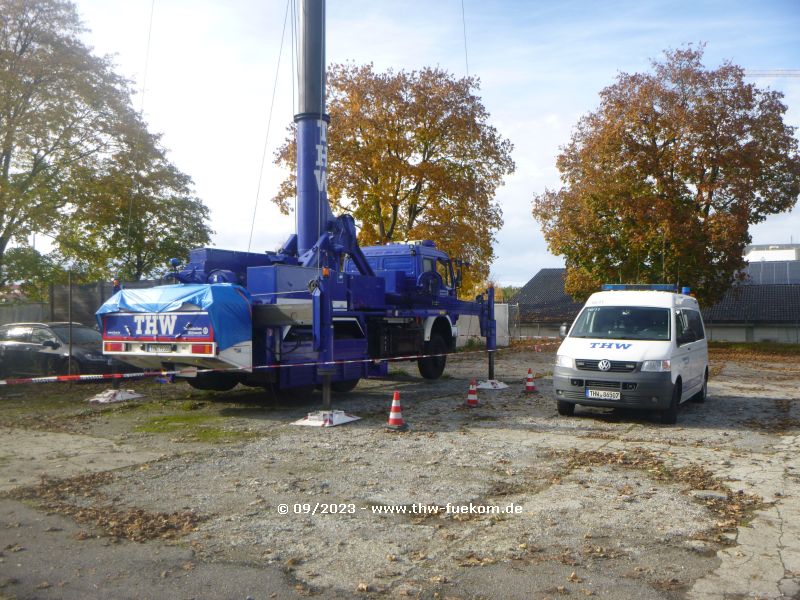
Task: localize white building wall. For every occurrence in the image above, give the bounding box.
[456,303,509,347]
[744,247,800,261]
[705,323,800,344]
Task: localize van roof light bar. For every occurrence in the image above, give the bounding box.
[601,284,679,292]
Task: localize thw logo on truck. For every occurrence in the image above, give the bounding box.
[133,314,177,336]
[589,342,633,350]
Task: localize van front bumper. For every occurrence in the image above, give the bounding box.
[553,366,674,410]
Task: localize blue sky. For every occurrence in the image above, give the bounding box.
[73,0,800,286]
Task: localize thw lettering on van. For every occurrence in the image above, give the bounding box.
[589,342,633,350]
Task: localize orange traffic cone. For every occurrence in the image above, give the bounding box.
[464,379,479,408]
[386,391,409,431]
[525,369,538,393]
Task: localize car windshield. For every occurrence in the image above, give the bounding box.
[569,306,670,341]
[50,326,102,345]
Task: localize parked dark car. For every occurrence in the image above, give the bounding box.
[0,322,135,378]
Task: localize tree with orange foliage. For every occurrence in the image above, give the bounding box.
[532,47,800,306]
[273,63,515,294]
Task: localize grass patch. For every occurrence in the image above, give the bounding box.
[388,367,411,377]
[508,339,561,353]
[458,338,486,352]
[134,412,224,433]
[134,413,258,443]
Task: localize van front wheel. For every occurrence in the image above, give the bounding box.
[660,382,681,425]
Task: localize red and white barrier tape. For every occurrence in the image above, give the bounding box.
[0,347,477,386]
[0,342,558,387]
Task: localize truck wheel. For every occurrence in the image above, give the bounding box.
[691,369,708,403]
[557,401,575,416]
[331,379,360,393]
[660,381,681,425]
[187,374,238,391]
[418,334,447,380]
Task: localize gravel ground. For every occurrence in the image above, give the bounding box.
[1,347,799,599]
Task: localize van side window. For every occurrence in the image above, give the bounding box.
[675,310,696,346]
[686,310,705,341]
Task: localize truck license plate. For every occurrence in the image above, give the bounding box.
[146,344,174,353]
[585,389,621,400]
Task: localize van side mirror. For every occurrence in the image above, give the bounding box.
[559,323,568,338]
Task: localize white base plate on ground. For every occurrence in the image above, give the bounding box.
[87,389,144,404]
[293,410,361,427]
[476,379,508,390]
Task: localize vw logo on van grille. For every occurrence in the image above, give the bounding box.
[598,359,612,371]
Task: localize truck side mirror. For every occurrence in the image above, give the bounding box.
[452,260,463,289]
[559,323,568,338]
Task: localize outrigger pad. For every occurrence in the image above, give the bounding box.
[476,379,509,390]
[87,389,144,403]
[293,410,361,427]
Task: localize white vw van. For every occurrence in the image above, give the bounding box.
[553,284,708,424]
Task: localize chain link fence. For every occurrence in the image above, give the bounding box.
[0,279,160,327]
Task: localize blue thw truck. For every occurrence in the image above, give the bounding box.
[96,0,496,398]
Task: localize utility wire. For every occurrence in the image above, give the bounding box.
[139,0,156,113]
[460,0,469,77]
[124,0,157,278]
[247,0,293,252]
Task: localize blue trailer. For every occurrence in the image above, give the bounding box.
[96,0,496,398]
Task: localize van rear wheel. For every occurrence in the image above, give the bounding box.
[691,369,708,403]
[557,401,575,416]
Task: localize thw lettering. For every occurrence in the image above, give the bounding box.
[589,342,632,350]
[131,314,177,336]
[314,120,328,193]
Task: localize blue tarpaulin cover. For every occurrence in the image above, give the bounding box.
[96,284,252,351]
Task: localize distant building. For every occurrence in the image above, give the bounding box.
[703,284,800,343]
[744,243,800,262]
[509,269,582,338]
[743,260,800,285]
[511,260,800,343]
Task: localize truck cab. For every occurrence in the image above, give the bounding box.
[344,240,461,303]
[552,284,709,424]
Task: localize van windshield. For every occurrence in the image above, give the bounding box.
[570,306,670,341]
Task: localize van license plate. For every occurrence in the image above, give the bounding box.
[586,389,621,400]
[146,344,174,353]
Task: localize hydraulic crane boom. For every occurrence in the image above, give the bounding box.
[97,0,496,395]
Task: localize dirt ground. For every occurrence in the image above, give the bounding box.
[1,345,799,600]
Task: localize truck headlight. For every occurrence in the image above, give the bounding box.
[555,355,573,368]
[641,360,671,372]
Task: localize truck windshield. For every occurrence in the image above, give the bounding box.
[570,306,670,341]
